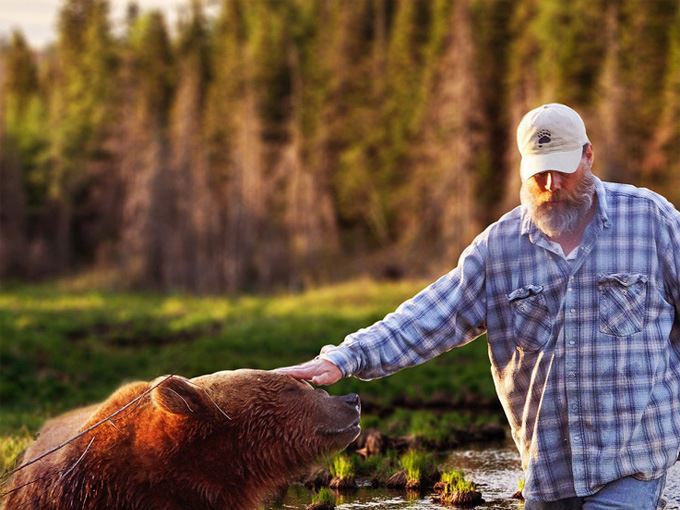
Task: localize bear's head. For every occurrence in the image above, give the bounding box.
[142,369,362,508]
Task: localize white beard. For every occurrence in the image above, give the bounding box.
[520,170,595,238]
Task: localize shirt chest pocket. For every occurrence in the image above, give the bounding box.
[597,273,648,337]
[507,284,553,351]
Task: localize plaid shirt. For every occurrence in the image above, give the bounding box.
[320,177,680,501]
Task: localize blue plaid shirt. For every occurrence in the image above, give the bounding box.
[320,177,680,501]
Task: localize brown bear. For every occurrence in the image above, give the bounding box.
[3,369,361,510]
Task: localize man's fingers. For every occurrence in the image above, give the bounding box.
[273,361,321,379]
[311,372,337,386]
[273,359,342,385]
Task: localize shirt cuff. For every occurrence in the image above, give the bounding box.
[317,344,358,378]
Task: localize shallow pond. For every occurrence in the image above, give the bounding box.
[271,441,680,509]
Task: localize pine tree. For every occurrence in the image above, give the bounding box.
[278,0,341,288]
[644,5,680,206]
[49,0,118,270]
[117,9,175,288]
[0,31,48,277]
[164,0,213,291]
[398,0,487,270]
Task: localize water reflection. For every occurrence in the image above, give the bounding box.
[272,441,679,509]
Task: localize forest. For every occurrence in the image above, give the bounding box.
[1,0,679,293]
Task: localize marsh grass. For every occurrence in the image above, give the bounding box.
[400,450,422,484]
[311,487,336,505]
[329,455,354,479]
[440,469,477,492]
[355,449,398,480]
[400,450,434,487]
[436,469,482,506]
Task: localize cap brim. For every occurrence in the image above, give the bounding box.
[520,148,583,181]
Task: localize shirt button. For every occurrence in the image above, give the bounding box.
[569,372,576,378]
[573,435,582,442]
[569,340,576,345]
[570,308,576,313]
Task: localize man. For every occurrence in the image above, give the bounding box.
[276,103,679,509]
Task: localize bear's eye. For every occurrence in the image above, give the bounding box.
[281,387,304,398]
[283,380,313,395]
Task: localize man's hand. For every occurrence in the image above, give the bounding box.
[273,358,342,386]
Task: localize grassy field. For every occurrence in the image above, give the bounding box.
[0,278,499,473]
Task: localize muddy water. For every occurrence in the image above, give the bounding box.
[272,441,680,509]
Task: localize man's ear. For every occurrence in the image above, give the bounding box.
[151,375,209,416]
[584,143,594,165]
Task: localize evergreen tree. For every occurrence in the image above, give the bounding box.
[613,0,678,183]
[50,0,118,269]
[398,0,486,269]
[644,5,680,206]
[0,31,48,277]
[165,0,213,291]
[117,9,175,288]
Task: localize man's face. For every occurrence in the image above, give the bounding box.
[520,151,595,239]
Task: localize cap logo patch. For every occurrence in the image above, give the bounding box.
[537,129,551,147]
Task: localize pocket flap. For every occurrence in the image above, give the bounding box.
[508,284,544,301]
[598,273,648,287]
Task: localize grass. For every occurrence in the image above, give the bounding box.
[0,430,33,473]
[355,450,398,480]
[399,450,433,485]
[329,455,354,479]
[436,469,482,506]
[0,278,500,479]
[439,469,477,493]
[311,487,336,505]
[369,409,503,447]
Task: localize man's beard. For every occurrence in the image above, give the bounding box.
[520,170,596,238]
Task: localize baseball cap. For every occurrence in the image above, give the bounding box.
[517,103,590,181]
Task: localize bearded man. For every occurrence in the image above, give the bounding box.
[277,103,679,509]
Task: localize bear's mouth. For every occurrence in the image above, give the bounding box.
[319,418,361,437]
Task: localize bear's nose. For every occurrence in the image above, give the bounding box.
[342,393,361,412]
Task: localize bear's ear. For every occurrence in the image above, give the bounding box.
[151,375,209,416]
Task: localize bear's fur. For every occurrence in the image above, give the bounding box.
[4,369,361,510]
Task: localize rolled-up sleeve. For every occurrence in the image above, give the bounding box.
[319,235,488,380]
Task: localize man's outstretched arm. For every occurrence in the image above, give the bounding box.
[275,231,489,384]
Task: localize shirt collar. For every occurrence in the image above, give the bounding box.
[520,174,611,237]
[593,176,611,229]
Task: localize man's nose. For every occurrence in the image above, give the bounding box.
[545,171,562,192]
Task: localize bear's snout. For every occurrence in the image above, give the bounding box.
[341,393,360,413]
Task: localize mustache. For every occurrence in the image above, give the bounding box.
[520,171,595,237]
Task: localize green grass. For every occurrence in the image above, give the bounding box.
[370,409,503,446]
[355,450,398,480]
[329,455,354,479]
[399,450,433,484]
[439,469,477,493]
[311,487,336,505]
[0,430,33,473]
